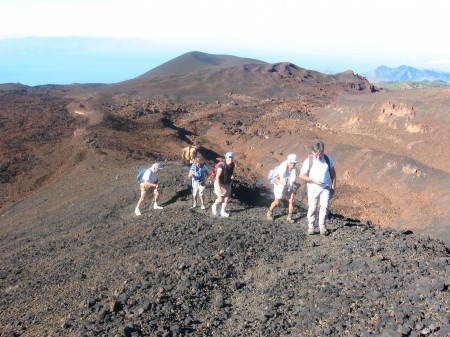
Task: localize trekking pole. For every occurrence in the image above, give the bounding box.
[297,181,308,216]
[208,178,212,200]
[159,182,164,205]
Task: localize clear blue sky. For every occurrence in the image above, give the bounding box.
[1,0,449,85]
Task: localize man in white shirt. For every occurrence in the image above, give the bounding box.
[299,142,336,235]
[135,163,163,216]
[267,154,299,223]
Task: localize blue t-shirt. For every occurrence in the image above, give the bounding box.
[190,163,208,183]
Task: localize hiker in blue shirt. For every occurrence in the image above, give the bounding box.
[135,163,163,216]
[188,157,210,209]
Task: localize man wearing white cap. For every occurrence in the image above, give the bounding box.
[267,154,299,223]
[135,163,163,216]
[212,151,235,217]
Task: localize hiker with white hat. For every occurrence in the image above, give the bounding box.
[267,154,299,223]
[135,163,163,216]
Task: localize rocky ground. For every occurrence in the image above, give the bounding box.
[1,159,449,337]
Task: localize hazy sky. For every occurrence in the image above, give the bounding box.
[1,0,449,85]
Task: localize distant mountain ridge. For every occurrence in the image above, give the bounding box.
[364,65,450,83]
[138,51,268,78]
[110,51,375,101]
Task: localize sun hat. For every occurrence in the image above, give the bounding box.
[151,163,162,170]
[287,154,298,163]
[225,152,234,158]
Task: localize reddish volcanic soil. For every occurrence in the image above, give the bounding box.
[1,59,450,245]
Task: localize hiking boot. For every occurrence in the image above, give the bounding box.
[192,202,197,208]
[266,210,274,221]
[319,225,330,236]
[220,210,230,217]
[307,227,316,235]
[286,213,294,223]
[154,204,163,210]
[212,204,217,215]
[200,204,206,210]
[135,208,141,216]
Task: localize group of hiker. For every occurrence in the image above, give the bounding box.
[134,140,336,236]
[182,140,236,218]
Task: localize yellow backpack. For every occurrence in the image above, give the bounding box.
[181,146,193,165]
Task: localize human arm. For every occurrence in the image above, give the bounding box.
[204,168,211,183]
[290,169,300,191]
[143,170,159,189]
[143,180,159,189]
[329,166,336,189]
[214,166,223,188]
[329,166,336,197]
[273,174,285,186]
[299,172,322,185]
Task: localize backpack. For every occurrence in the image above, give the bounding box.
[267,166,279,184]
[305,154,331,176]
[181,146,196,165]
[136,168,147,183]
[210,162,224,182]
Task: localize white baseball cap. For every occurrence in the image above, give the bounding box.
[287,154,298,163]
[151,163,162,170]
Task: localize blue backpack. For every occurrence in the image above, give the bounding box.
[136,168,147,183]
[267,166,279,184]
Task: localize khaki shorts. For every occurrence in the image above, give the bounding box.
[192,180,206,196]
[215,183,231,197]
[140,183,155,197]
[274,184,295,200]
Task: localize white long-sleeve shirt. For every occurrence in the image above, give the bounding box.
[274,161,297,191]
